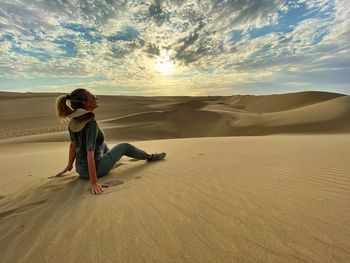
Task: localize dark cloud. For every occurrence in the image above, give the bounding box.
[109,37,145,59]
[143,43,160,57]
[148,0,171,26]
[173,16,225,65]
[208,0,283,28]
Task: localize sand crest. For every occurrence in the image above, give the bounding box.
[0,91,349,143]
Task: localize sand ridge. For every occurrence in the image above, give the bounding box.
[0,91,349,144]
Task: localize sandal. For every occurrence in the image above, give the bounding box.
[147,152,166,162]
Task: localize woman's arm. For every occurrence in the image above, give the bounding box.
[67,142,76,169]
[87,149,105,195]
[55,142,76,177]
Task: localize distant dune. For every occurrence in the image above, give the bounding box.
[221,91,345,113]
[0,90,349,143]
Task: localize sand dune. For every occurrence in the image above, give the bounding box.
[98,92,350,139]
[1,136,349,262]
[0,91,349,144]
[1,91,350,262]
[220,91,345,113]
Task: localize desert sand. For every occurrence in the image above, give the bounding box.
[0,91,350,262]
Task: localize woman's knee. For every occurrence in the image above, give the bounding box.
[116,142,133,153]
[117,142,137,157]
[117,142,131,148]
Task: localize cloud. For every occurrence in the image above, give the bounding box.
[0,0,348,95]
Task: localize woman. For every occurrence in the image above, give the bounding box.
[55,88,166,195]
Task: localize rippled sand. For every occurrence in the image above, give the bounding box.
[1,136,349,262]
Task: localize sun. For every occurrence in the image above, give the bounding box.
[154,50,175,75]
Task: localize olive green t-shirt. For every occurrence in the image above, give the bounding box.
[68,120,105,170]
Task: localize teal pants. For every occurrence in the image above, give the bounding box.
[77,143,149,180]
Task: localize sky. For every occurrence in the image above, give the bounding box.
[0,0,349,96]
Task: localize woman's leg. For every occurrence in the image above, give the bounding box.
[97,143,149,177]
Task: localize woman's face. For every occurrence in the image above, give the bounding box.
[83,91,99,111]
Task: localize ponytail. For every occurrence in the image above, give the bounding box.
[56,95,75,123]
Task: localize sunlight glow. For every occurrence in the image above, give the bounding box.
[154,50,175,75]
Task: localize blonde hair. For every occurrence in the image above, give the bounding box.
[55,88,88,123]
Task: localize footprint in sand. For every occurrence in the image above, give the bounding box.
[103,180,124,187]
[0,199,48,221]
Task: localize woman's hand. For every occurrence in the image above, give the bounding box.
[55,165,73,177]
[90,182,108,195]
